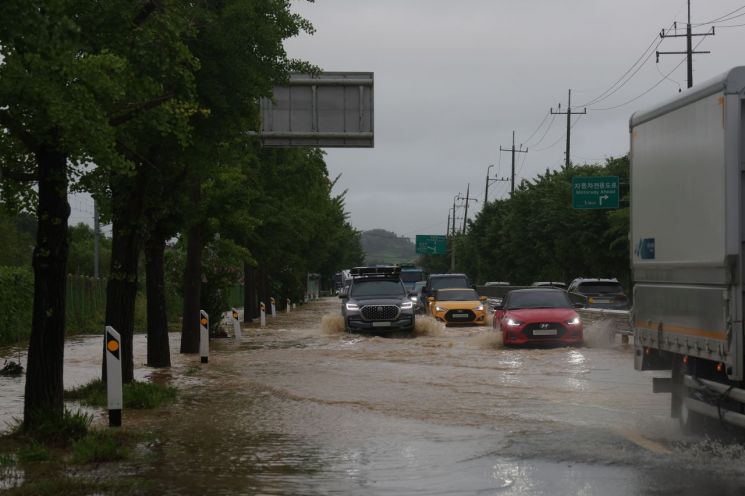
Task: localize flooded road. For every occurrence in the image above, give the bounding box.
[3,298,745,495]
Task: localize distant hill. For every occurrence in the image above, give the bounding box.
[361,229,416,265]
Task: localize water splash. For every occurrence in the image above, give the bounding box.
[320,313,346,335]
[414,315,445,337]
[473,330,503,349]
[583,319,617,348]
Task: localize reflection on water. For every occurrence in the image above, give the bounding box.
[3,299,745,494]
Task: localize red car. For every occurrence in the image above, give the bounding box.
[492,288,584,346]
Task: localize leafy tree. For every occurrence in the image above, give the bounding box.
[0,1,182,429]
[460,158,630,289]
[67,223,111,278]
[175,1,315,354]
[0,212,35,267]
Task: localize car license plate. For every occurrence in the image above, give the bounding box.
[533,329,557,336]
[452,313,469,318]
[372,321,391,327]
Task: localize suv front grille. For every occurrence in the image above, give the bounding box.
[361,305,400,321]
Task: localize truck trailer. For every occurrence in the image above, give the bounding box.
[630,66,745,430]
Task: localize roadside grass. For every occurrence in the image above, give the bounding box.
[16,441,51,462]
[1,425,156,495]
[14,409,92,446]
[71,429,130,464]
[66,378,177,409]
[0,476,146,496]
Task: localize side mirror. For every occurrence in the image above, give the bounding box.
[427,296,434,302]
[573,302,585,309]
[408,291,417,298]
[480,296,487,302]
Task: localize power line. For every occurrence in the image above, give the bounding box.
[592,34,710,111]
[533,115,582,151]
[530,113,557,148]
[576,32,664,108]
[717,21,745,27]
[693,4,745,26]
[522,112,551,146]
[575,4,686,109]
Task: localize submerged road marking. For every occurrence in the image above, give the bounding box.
[616,429,671,454]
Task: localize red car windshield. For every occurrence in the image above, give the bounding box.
[506,290,571,309]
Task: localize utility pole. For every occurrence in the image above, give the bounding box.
[657,0,714,88]
[461,184,477,233]
[550,89,586,169]
[93,199,100,278]
[484,164,510,208]
[450,193,460,271]
[451,194,459,236]
[499,131,528,196]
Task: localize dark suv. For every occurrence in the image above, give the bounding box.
[340,266,415,333]
[567,278,629,309]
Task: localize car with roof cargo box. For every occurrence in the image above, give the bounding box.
[339,266,415,333]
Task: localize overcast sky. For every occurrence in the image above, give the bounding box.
[68,1,745,240]
[280,0,745,240]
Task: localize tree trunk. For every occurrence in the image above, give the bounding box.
[243,264,257,322]
[256,266,269,314]
[103,175,146,384]
[145,232,171,367]
[180,219,203,353]
[23,147,69,429]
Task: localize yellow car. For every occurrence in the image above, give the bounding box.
[428,288,487,325]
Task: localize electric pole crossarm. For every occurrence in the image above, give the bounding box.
[660,28,714,38]
[656,51,710,58]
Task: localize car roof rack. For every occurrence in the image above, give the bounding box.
[350,266,401,278]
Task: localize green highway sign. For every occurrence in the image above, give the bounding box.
[415,235,447,255]
[572,176,619,209]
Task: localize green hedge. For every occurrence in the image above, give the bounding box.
[0,267,183,347]
[0,266,33,346]
[0,268,110,346]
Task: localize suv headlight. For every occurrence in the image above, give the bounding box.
[435,305,446,312]
[505,318,523,327]
[566,316,581,326]
[473,304,484,311]
[345,303,359,311]
[401,301,413,310]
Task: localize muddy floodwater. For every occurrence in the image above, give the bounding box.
[3,298,745,495]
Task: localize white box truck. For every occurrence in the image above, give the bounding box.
[630,66,745,430]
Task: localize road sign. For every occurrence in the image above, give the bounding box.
[572,176,620,209]
[416,235,448,255]
[260,72,374,148]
